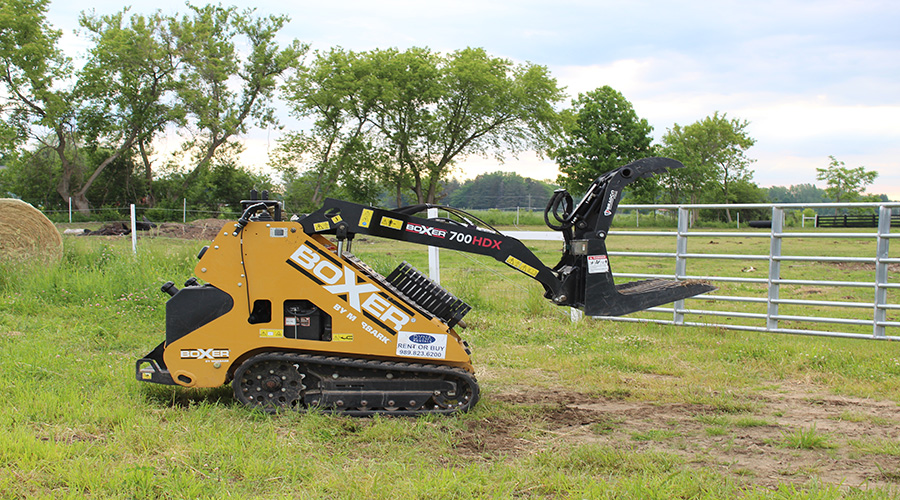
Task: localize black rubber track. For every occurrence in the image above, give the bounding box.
[232,352,479,416]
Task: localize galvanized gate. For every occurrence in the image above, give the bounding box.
[594,202,899,341]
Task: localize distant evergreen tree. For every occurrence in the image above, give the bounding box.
[767,183,826,204]
[446,172,556,209]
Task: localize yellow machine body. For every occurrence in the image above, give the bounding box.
[161,221,473,389]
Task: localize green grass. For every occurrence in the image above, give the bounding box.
[0,229,898,497]
[780,425,835,450]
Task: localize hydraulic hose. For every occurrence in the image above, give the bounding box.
[544,189,574,231]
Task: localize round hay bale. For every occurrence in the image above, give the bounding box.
[0,199,63,263]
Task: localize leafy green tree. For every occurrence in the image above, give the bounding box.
[553,86,653,193]
[154,149,273,213]
[0,1,187,213]
[700,177,768,222]
[353,47,439,206]
[816,155,879,214]
[170,4,307,198]
[76,8,181,208]
[276,48,385,210]
[660,112,756,223]
[0,0,79,205]
[283,47,565,205]
[0,142,61,206]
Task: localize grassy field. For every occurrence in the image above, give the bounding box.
[0,228,899,499]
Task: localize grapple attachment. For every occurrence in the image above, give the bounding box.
[585,275,717,317]
[545,157,715,316]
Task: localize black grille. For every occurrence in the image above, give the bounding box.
[386,262,471,328]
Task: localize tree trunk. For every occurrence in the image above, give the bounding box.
[72,192,90,214]
[139,140,156,207]
[56,176,72,210]
[413,172,425,204]
[425,172,439,204]
[689,194,699,226]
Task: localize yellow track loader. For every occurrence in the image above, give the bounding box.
[136,157,714,415]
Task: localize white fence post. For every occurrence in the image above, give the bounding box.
[674,207,689,325]
[766,207,784,331]
[874,206,891,338]
[427,208,440,284]
[130,204,137,255]
[68,197,72,223]
[183,198,187,223]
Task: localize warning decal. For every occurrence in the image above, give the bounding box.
[380,216,403,230]
[359,209,374,228]
[505,255,539,277]
[587,255,610,274]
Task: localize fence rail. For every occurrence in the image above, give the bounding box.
[816,213,900,228]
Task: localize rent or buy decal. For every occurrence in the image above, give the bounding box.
[396,332,448,359]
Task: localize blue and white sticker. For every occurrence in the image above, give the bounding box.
[396,332,448,359]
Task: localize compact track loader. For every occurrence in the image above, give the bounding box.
[136,157,714,415]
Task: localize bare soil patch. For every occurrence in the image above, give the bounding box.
[73,218,230,240]
[473,385,900,490]
[148,219,229,240]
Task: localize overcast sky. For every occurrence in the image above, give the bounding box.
[48,0,900,199]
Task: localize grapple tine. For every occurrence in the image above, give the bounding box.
[584,278,716,317]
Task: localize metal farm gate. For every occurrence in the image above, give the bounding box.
[429,202,899,341]
[598,203,899,341]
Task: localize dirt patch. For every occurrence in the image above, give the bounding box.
[475,385,900,490]
[453,415,535,458]
[149,219,229,240]
[74,218,231,241]
[821,261,900,273]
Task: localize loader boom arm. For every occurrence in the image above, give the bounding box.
[298,199,566,299]
[294,157,714,316]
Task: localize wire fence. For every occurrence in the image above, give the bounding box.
[44,199,243,224]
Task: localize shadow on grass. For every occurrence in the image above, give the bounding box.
[141,383,237,409]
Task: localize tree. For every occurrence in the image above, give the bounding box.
[660,112,756,223]
[284,47,565,205]
[767,183,825,204]
[276,48,385,210]
[170,4,306,198]
[76,8,181,208]
[0,141,61,205]
[0,2,186,213]
[816,155,879,213]
[447,171,555,210]
[0,0,80,206]
[552,86,654,193]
